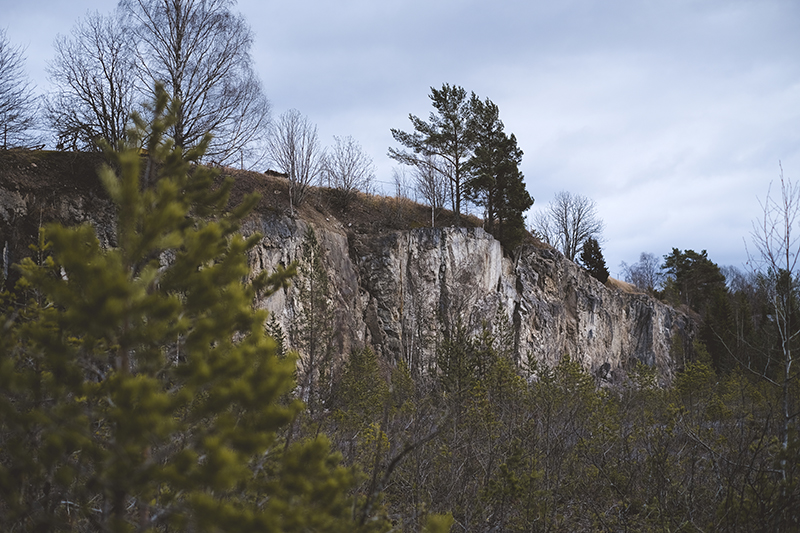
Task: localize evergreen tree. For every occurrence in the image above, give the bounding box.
[389,83,477,220]
[662,248,726,312]
[465,97,533,251]
[0,86,387,532]
[580,237,610,283]
[266,312,287,358]
[292,226,335,414]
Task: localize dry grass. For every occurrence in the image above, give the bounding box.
[1,150,541,244]
[605,277,642,294]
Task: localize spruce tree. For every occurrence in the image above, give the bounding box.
[266,312,287,358]
[0,85,388,532]
[580,237,610,283]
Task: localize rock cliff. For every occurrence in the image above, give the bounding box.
[246,218,694,385]
[1,151,695,384]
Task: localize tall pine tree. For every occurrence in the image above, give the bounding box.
[389,83,477,220]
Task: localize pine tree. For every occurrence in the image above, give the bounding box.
[389,83,477,220]
[580,237,610,283]
[465,97,533,251]
[0,85,388,532]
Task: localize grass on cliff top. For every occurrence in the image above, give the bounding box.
[1,148,542,242]
[216,166,543,242]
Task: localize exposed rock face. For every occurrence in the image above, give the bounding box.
[1,159,694,384]
[241,217,694,385]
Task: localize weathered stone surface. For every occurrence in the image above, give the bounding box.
[245,220,693,385]
[1,168,694,384]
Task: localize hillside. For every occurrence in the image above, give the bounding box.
[13,148,800,533]
[1,149,694,385]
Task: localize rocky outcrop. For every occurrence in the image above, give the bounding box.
[241,218,693,385]
[1,158,695,385]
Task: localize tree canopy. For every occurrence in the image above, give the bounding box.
[532,191,604,261]
[662,248,726,312]
[121,0,271,164]
[465,97,533,250]
[390,84,534,248]
[580,237,609,283]
[44,0,270,165]
[46,10,135,151]
[389,84,477,220]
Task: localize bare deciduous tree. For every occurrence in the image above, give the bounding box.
[0,29,40,149]
[747,163,800,482]
[532,191,604,261]
[46,10,136,151]
[267,109,325,214]
[620,252,664,294]
[324,135,375,207]
[120,0,270,166]
[392,166,411,200]
[413,154,450,227]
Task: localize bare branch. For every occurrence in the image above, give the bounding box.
[532,191,604,261]
[0,29,40,149]
[46,10,136,151]
[266,109,325,213]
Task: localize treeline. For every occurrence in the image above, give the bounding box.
[2,4,536,250]
[622,246,798,390]
[286,232,800,532]
[2,89,799,531]
[313,342,798,531]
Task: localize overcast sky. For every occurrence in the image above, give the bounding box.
[4,0,800,276]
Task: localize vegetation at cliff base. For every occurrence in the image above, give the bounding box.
[0,88,391,532]
[1,2,799,530]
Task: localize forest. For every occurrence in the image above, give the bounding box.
[0,89,798,531]
[1,0,799,531]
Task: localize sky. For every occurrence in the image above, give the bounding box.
[3,0,800,277]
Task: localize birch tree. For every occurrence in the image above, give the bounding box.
[0,29,40,149]
[748,164,800,484]
[120,0,270,165]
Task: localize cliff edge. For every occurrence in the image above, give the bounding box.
[0,150,695,384]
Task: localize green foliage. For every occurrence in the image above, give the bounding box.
[389,83,476,219]
[0,86,386,532]
[293,303,800,531]
[421,512,455,533]
[265,312,287,358]
[6,84,800,532]
[579,236,610,283]
[333,347,390,426]
[464,97,534,251]
[390,83,534,236]
[662,248,726,312]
